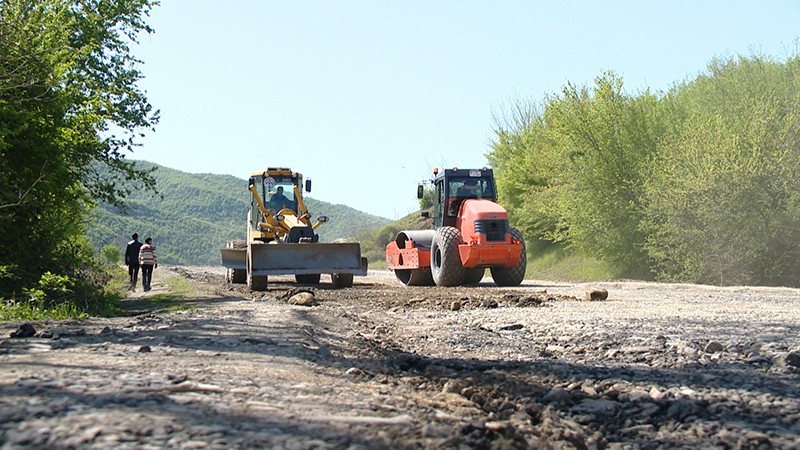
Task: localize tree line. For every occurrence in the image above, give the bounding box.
[489,54,800,287]
[0,0,158,311]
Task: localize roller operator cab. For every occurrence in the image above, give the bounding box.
[386,167,527,287]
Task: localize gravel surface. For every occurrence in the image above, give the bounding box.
[1,266,799,449]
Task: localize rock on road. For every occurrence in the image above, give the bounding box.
[1,266,799,449]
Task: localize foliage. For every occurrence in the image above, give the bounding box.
[490,73,668,278]
[100,245,121,264]
[24,272,74,303]
[548,74,666,277]
[86,161,392,266]
[0,261,119,321]
[418,185,435,210]
[488,100,561,242]
[0,297,86,322]
[643,56,800,286]
[489,54,800,287]
[527,241,620,282]
[0,0,158,301]
[132,274,200,313]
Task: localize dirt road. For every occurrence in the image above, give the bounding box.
[2,267,799,449]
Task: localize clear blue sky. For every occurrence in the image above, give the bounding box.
[131,1,800,220]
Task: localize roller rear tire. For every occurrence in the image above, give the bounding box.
[490,227,527,286]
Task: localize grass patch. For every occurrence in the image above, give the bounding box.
[0,298,87,322]
[94,266,130,316]
[0,265,128,322]
[527,244,619,282]
[104,267,130,300]
[150,275,196,299]
[370,259,388,269]
[125,274,201,314]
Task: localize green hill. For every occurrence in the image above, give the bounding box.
[86,161,391,266]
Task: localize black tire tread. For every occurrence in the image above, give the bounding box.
[331,273,354,288]
[296,274,321,284]
[463,268,485,285]
[431,226,465,287]
[490,227,527,286]
[247,241,268,291]
[394,269,434,286]
[248,275,268,291]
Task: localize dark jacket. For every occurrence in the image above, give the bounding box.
[126,239,143,265]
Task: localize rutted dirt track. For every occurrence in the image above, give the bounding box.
[1,267,799,449]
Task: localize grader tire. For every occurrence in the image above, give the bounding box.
[331,273,354,288]
[226,240,247,284]
[229,239,247,249]
[231,269,246,284]
[296,274,321,284]
[248,274,268,291]
[431,226,465,287]
[247,242,268,291]
[490,227,527,286]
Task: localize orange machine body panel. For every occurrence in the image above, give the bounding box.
[455,199,521,268]
[386,231,433,270]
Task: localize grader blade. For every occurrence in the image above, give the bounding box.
[248,242,367,276]
[220,248,247,270]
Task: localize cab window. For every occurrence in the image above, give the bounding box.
[446,177,495,216]
[266,179,297,213]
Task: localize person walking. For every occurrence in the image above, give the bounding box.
[125,233,143,291]
[138,237,158,292]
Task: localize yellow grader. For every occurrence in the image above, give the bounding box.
[221,167,367,291]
